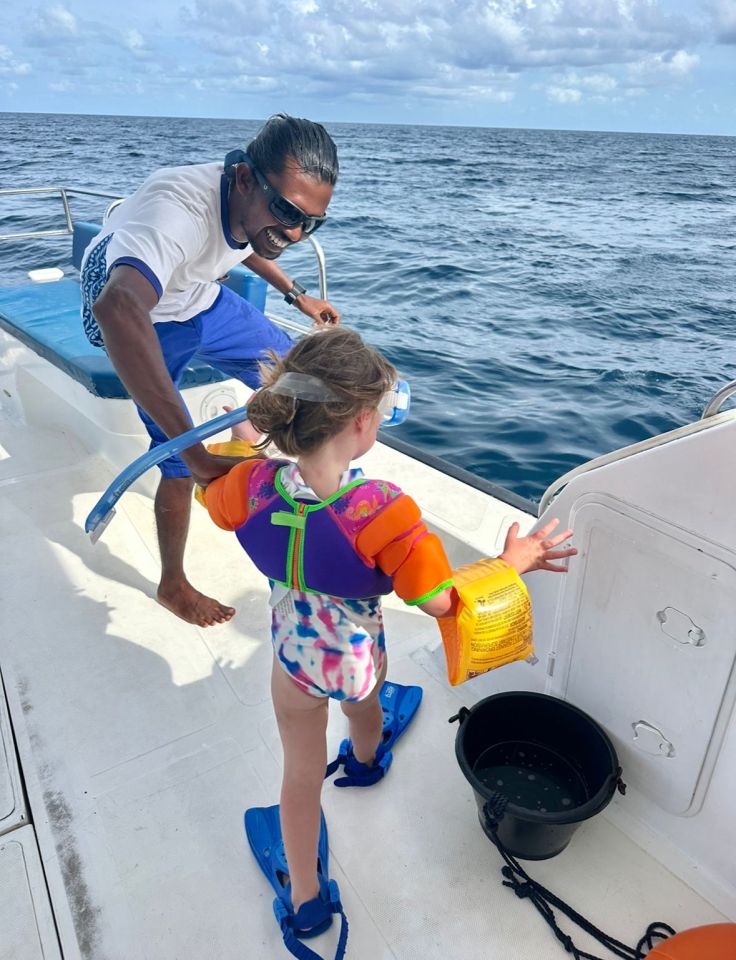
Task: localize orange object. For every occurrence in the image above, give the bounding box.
[649,923,736,959]
[355,494,452,605]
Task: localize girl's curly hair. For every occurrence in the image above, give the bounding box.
[247,327,397,457]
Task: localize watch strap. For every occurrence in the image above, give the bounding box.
[284,281,306,306]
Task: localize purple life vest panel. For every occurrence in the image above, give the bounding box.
[234,460,399,599]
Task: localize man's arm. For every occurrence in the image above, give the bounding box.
[243,252,340,326]
[92,265,236,484]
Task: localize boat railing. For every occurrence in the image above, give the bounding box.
[0,185,329,300]
[702,379,736,419]
[538,381,736,516]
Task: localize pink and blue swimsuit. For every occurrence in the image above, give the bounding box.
[203,457,453,701]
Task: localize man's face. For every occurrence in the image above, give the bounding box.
[231,158,333,260]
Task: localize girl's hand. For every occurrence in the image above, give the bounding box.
[500,518,576,575]
[223,405,262,443]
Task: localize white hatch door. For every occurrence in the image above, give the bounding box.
[550,494,736,816]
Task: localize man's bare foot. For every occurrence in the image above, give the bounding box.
[157,578,235,627]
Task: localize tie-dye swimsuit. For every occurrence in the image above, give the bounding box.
[203,457,453,702]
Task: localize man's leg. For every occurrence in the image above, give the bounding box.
[154,476,235,627]
[137,318,236,627]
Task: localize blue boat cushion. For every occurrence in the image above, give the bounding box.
[0,222,269,400]
[0,280,232,399]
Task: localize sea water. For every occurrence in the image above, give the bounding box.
[1,112,734,500]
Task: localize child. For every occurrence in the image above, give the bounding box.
[199,327,575,959]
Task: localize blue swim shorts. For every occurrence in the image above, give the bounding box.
[137,285,292,477]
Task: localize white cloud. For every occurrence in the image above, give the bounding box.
[554,70,618,93]
[710,0,736,43]
[0,45,31,75]
[1,0,713,122]
[123,29,145,52]
[547,85,583,103]
[177,0,701,104]
[629,49,700,83]
[36,5,78,38]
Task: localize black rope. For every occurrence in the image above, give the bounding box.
[484,802,676,959]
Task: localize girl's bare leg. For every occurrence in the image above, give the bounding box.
[271,656,329,912]
[339,654,388,765]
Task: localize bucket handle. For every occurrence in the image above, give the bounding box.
[610,766,627,797]
[448,707,471,725]
[482,801,673,959]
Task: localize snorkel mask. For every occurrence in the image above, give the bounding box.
[268,373,410,427]
[377,379,411,426]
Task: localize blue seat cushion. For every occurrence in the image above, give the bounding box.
[0,221,269,400]
[0,279,230,400]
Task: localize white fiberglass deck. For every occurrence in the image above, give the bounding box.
[0,407,727,960]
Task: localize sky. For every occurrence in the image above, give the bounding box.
[1,0,734,134]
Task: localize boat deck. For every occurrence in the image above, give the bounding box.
[0,405,727,960]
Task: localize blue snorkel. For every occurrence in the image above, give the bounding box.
[86,378,411,542]
[85,404,250,542]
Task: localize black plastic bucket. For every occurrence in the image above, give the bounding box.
[452,692,623,860]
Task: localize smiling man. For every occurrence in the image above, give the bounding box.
[81,114,340,627]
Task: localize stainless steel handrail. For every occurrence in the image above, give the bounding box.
[103,198,126,223]
[703,380,736,418]
[0,185,330,298]
[0,186,124,241]
[308,235,327,301]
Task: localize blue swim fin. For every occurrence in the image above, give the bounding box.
[325,681,423,788]
[244,804,348,960]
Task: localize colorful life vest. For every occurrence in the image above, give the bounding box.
[237,459,400,599]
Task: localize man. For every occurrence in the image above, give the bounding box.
[81,114,340,627]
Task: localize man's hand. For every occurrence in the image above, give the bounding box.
[295,294,340,327]
[500,518,577,575]
[185,447,247,487]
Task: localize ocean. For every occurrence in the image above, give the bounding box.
[1,112,734,501]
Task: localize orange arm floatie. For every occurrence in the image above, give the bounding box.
[356,494,453,605]
[196,441,264,531]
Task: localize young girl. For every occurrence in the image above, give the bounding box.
[199,327,575,958]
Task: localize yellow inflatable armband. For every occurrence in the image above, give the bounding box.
[437,557,533,686]
[194,440,259,508]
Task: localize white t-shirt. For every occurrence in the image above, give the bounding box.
[82,162,253,324]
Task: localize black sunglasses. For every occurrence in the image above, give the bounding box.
[246,158,327,237]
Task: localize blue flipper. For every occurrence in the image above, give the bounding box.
[245,804,348,960]
[378,680,423,752]
[325,681,422,788]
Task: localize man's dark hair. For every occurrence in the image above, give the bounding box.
[247,113,339,185]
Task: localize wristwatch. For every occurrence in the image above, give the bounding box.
[284,281,306,306]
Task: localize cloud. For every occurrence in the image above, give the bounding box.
[123,29,145,52]
[177,0,702,103]
[547,85,583,104]
[31,5,78,42]
[554,69,619,93]
[0,45,32,75]
[709,0,736,43]
[629,49,700,83]
[2,0,711,121]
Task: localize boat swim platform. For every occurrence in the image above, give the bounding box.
[0,407,727,960]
